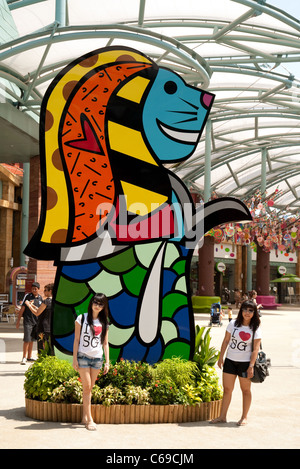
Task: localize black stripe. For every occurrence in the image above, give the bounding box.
[106,97,143,131]
[109,150,171,198]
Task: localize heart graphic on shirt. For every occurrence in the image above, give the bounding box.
[239,331,251,341]
[94,326,102,336]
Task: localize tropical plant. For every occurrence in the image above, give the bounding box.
[24,355,77,401]
[193,325,220,371]
[182,366,223,404]
[96,359,153,392]
[196,365,223,402]
[24,355,223,405]
[151,356,200,387]
[51,377,83,403]
[181,384,202,405]
[149,378,188,405]
[123,385,151,405]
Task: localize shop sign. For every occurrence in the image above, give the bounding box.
[278,265,287,275]
[216,262,226,273]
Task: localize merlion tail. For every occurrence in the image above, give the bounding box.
[182,197,252,248]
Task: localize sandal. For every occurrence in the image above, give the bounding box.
[209,417,227,424]
[85,422,97,431]
[237,418,247,426]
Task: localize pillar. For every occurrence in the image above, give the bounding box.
[55,0,67,26]
[255,148,270,296]
[198,235,215,296]
[204,118,212,203]
[235,244,242,292]
[246,244,252,292]
[241,245,248,294]
[256,243,270,296]
[296,251,300,296]
[20,162,29,267]
[261,147,267,195]
[0,206,13,292]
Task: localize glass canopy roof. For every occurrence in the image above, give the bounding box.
[1,0,300,212]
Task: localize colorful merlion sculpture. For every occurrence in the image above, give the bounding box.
[25,47,251,364]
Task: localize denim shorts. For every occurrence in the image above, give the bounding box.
[77,353,103,370]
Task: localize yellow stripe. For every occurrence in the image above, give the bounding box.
[120,181,167,216]
[108,121,157,166]
[117,76,150,103]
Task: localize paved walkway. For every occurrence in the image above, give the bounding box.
[0,307,300,449]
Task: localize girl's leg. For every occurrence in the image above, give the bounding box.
[78,367,100,428]
[78,368,93,425]
[237,377,252,425]
[210,372,237,423]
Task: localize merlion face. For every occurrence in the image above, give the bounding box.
[142,68,214,162]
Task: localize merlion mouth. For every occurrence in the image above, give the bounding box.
[157,120,200,144]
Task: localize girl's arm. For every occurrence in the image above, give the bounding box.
[102,328,110,375]
[73,321,81,370]
[217,330,231,369]
[25,300,46,317]
[247,338,261,378]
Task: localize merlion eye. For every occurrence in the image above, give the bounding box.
[164,81,177,94]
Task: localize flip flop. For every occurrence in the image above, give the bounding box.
[209,417,227,424]
[85,422,97,431]
[237,418,247,426]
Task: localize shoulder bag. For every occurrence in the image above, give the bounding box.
[250,333,270,383]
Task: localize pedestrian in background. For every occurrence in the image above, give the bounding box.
[16,282,42,364]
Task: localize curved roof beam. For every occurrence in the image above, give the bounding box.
[182,139,300,178]
[0,25,212,85]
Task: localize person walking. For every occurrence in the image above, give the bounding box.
[248,290,262,316]
[210,300,262,426]
[73,293,110,430]
[25,283,54,355]
[16,282,43,364]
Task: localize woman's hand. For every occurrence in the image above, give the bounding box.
[217,357,224,369]
[103,362,110,375]
[247,365,254,379]
[73,360,79,371]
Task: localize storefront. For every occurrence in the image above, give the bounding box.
[192,242,298,304]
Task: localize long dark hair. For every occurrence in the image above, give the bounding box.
[87,293,109,343]
[235,300,260,332]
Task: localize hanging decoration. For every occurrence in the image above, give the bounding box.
[207,188,300,254]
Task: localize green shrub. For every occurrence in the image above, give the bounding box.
[24,356,77,401]
[24,355,223,406]
[197,364,223,402]
[149,378,188,405]
[95,385,125,406]
[123,385,151,405]
[96,359,153,391]
[181,366,223,404]
[151,356,200,387]
[51,377,83,403]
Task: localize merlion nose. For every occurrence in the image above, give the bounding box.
[202,92,214,108]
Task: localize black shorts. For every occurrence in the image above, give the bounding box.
[223,358,250,378]
[23,323,36,342]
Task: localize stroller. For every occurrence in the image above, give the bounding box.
[209,303,222,326]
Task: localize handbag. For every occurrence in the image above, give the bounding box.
[250,334,270,383]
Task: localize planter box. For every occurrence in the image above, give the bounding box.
[25,398,222,424]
